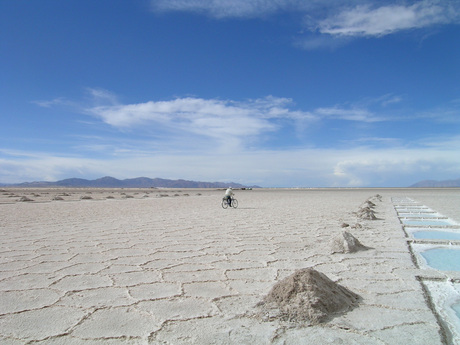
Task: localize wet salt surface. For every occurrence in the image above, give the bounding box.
[422,280,460,343]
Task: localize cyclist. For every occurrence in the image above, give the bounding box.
[223,187,234,207]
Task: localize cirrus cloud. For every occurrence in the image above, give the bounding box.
[151,0,460,49]
[316,1,459,37]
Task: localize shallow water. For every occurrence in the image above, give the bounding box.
[395,208,429,212]
[394,193,460,342]
[402,219,453,226]
[412,231,460,240]
[421,248,460,271]
[398,213,438,217]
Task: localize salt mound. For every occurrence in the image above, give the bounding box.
[353,195,382,220]
[363,200,376,208]
[356,206,377,220]
[372,194,382,201]
[18,196,33,202]
[258,268,359,324]
[331,230,369,253]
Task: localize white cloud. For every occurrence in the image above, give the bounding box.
[313,106,379,122]
[9,92,459,187]
[86,88,119,105]
[331,149,460,187]
[32,97,78,109]
[151,0,311,18]
[316,1,459,37]
[2,144,460,187]
[151,0,460,49]
[85,95,315,148]
[0,150,91,184]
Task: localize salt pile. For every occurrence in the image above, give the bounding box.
[18,196,33,202]
[355,196,381,220]
[257,268,360,324]
[331,230,369,253]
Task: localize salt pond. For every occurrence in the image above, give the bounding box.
[412,230,460,240]
[420,247,460,271]
[401,218,454,226]
[398,213,438,217]
[394,196,460,344]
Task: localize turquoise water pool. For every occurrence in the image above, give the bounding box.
[421,248,460,271]
[398,213,438,217]
[402,219,453,226]
[412,231,460,240]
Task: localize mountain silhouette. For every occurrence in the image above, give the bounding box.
[3,176,258,189]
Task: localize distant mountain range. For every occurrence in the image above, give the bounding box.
[0,176,259,189]
[410,178,460,188]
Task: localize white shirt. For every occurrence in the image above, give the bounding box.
[225,188,234,197]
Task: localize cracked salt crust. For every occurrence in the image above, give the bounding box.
[0,188,454,343]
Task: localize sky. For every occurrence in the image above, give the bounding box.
[1,0,459,187]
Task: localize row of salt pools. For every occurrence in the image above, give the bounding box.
[393,197,460,343]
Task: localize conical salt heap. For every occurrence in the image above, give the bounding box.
[258,268,360,324]
[18,196,33,202]
[331,230,369,253]
[355,199,378,220]
[354,195,382,220]
[356,206,377,220]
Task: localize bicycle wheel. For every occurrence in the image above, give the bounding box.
[222,199,229,209]
[232,199,238,208]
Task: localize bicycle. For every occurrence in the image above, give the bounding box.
[222,197,238,209]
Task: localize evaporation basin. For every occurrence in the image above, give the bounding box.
[402,219,453,226]
[421,248,460,271]
[412,231,460,240]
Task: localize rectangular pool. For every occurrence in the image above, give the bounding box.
[401,219,454,226]
[398,213,439,218]
[420,248,460,271]
[412,231,460,240]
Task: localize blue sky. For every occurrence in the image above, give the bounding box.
[1,0,459,187]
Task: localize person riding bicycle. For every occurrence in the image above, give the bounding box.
[224,187,234,206]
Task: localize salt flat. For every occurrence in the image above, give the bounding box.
[1,188,458,344]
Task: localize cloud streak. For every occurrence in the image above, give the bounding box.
[151,0,460,49]
[316,1,459,37]
[151,0,309,18]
